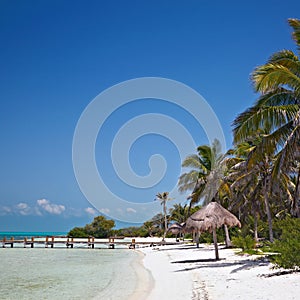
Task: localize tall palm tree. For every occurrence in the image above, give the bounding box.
[155,192,173,241]
[233,18,300,218]
[178,139,236,246]
[229,139,276,241]
[178,139,225,207]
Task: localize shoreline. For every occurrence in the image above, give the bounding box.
[129,251,154,300]
[134,239,300,300]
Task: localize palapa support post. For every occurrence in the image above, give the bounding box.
[195,232,200,248]
[212,228,219,260]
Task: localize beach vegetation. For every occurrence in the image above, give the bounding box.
[231,235,257,254]
[270,217,300,269]
[68,215,115,238]
[114,226,149,238]
[155,192,173,241]
[68,226,90,238]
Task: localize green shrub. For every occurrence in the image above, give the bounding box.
[197,228,225,244]
[232,235,256,253]
[270,218,300,270]
[67,227,89,238]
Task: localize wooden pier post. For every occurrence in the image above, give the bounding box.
[108,238,115,249]
[88,236,92,248]
[129,238,136,249]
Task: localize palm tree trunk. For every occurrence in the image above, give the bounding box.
[254,211,258,242]
[293,167,300,218]
[163,200,167,241]
[224,225,232,248]
[263,177,274,243]
[212,228,219,260]
[195,231,200,248]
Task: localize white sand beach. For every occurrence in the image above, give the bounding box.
[136,239,300,300]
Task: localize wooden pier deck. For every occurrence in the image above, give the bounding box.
[1,236,184,249]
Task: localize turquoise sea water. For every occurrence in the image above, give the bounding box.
[0,247,148,299]
[0,231,68,240]
[0,232,151,299]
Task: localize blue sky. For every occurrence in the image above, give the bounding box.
[0,0,299,231]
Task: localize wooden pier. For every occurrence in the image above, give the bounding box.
[1,236,182,249]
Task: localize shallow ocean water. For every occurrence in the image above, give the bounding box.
[0,248,143,299]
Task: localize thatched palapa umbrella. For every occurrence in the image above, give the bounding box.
[167,222,183,235]
[185,202,241,260]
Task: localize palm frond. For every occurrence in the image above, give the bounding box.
[252,63,300,93]
[288,18,300,51]
[233,105,299,144]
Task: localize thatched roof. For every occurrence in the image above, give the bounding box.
[185,202,241,233]
[167,222,183,234]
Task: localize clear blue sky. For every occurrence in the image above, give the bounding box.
[0,0,299,231]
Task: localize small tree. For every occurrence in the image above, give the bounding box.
[86,215,115,238]
[67,226,89,238]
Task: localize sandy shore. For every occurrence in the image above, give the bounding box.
[135,238,300,300]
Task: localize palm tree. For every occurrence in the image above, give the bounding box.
[233,18,300,218]
[229,139,276,242]
[226,144,262,241]
[178,139,225,207]
[143,221,155,237]
[169,203,189,224]
[155,192,173,241]
[178,139,236,246]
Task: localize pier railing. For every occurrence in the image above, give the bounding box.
[1,236,183,249]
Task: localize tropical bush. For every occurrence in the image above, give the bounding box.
[270,218,300,270]
[68,215,115,238]
[67,226,90,238]
[232,235,256,254]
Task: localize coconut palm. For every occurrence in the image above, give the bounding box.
[169,203,189,224]
[233,18,300,218]
[178,139,225,207]
[178,139,237,246]
[226,150,262,241]
[155,192,173,241]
